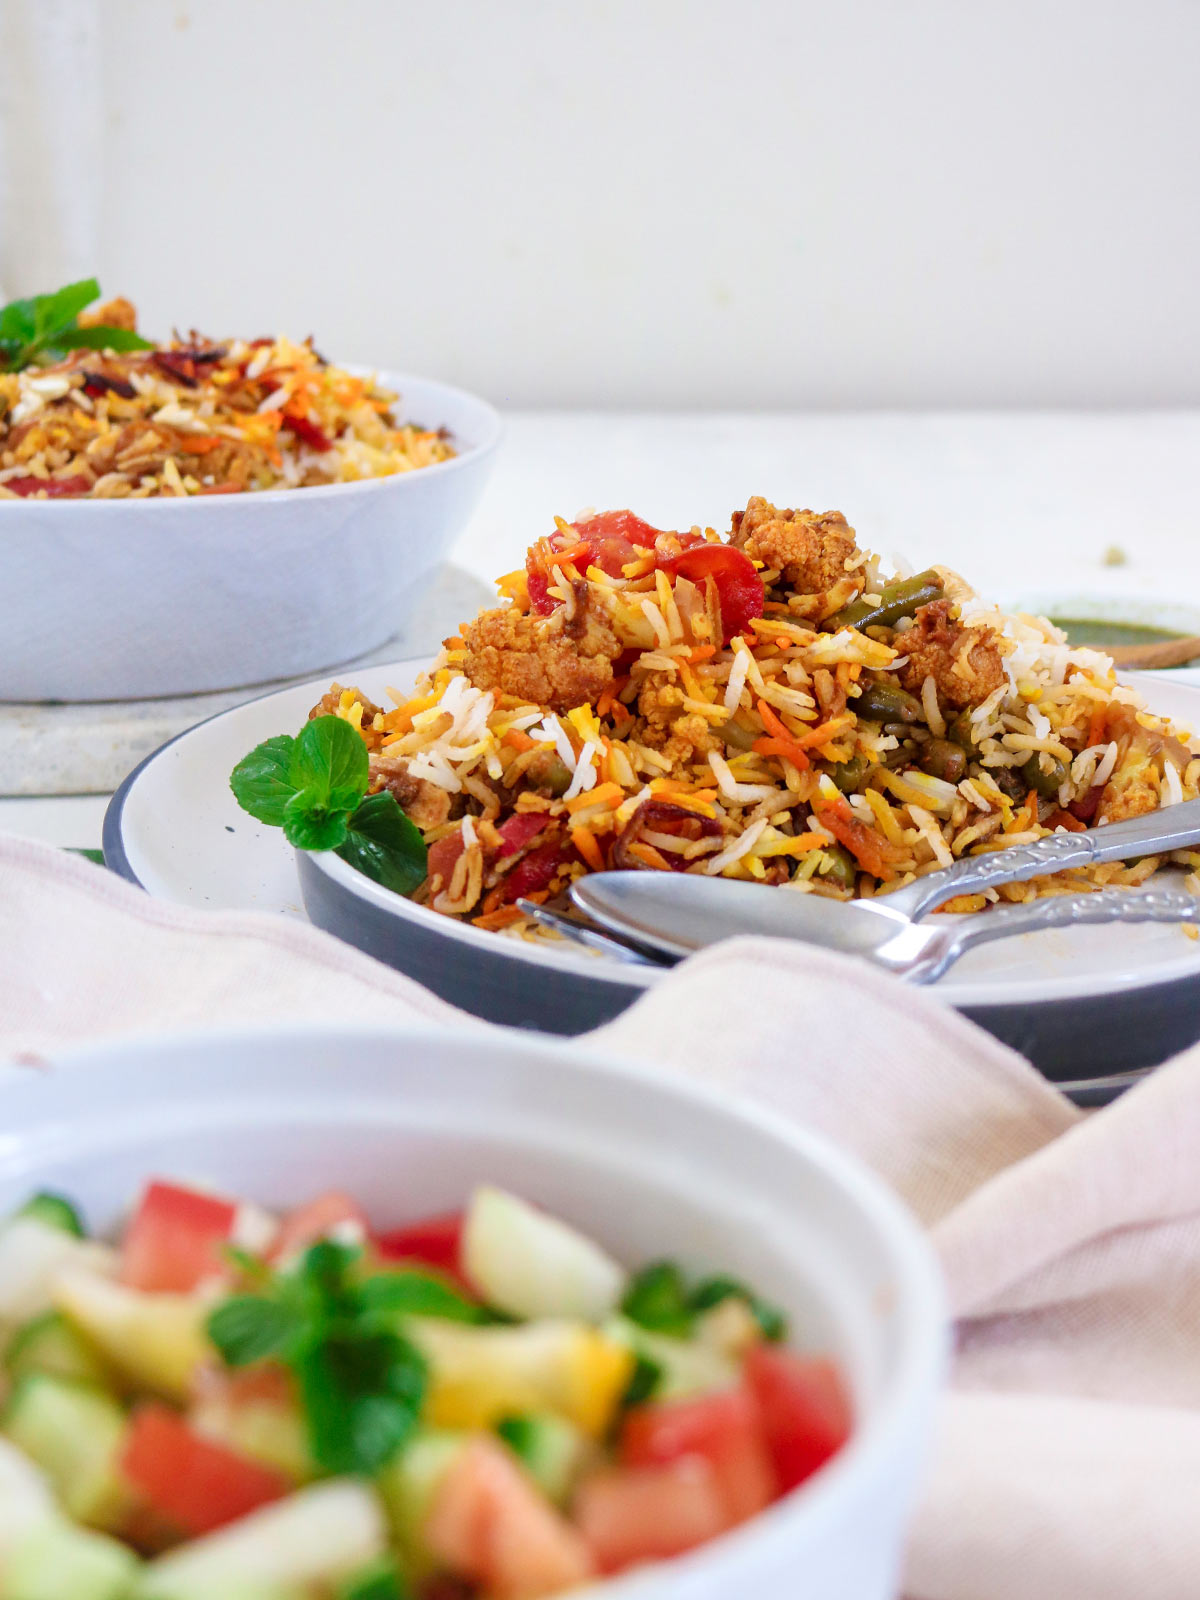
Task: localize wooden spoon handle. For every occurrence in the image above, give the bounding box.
[1104,635,1200,669]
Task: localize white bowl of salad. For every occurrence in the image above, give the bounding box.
[0,1024,945,1600]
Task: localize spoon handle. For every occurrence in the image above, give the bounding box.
[891,796,1200,921]
[926,882,1200,981]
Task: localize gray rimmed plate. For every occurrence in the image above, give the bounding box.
[104,660,1200,1100]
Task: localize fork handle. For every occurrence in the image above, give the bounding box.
[934,882,1200,974]
[892,795,1200,920]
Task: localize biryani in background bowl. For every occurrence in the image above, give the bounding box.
[0,290,454,500]
[0,1024,945,1599]
[0,281,500,701]
[231,497,1200,937]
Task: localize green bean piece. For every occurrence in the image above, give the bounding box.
[829,569,944,633]
[828,753,868,793]
[920,738,968,784]
[815,844,858,889]
[1021,752,1069,799]
[946,711,978,749]
[853,682,925,723]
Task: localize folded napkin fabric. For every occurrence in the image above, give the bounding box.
[2,831,1198,1600]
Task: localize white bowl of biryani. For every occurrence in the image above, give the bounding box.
[0,292,501,701]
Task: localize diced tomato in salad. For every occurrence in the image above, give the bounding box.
[375,1209,468,1284]
[0,1177,852,1598]
[621,1383,777,1523]
[574,1457,730,1573]
[744,1345,853,1492]
[120,1180,237,1293]
[120,1404,290,1536]
[268,1190,368,1263]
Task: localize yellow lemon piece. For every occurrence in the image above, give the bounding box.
[409,1318,634,1438]
[52,1269,210,1403]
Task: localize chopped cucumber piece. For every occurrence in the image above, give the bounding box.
[462,1186,626,1322]
[0,1219,116,1325]
[53,1269,209,1401]
[2,1517,138,1600]
[376,1427,470,1574]
[188,1391,312,1483]
[604,1315,737,1402]
[495,1411,590,1505]
[135,1480,387,1600]
[0,1436,55,1556]
[16,1193,85,1239]
[5,1310,112,1388]
[1,1374,131,1531]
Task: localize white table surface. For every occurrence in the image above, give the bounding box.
[7,408,1200,850]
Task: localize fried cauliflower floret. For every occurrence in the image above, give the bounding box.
[730,497,859,597]
[463,592,619,714]
[368,752,452,830]
[895,598,1008,712]
[77,296,138,333]
[307,684,386,751]
[634,677,719,768]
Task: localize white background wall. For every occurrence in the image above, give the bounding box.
[2,0,1199,408]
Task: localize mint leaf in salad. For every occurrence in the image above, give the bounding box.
[205,1240,496,1477]
[0,278,153,371]
[228,716,428,897]
[622,1260,788,1343]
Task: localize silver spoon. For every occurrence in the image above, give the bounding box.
[526,794,1200,970]
[569,874,1200,982]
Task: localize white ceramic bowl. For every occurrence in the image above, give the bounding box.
[0,1024,945,1600]
[0,372,501,702]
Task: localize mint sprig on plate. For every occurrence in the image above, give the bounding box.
[0,279,153,372]
[230,715,427,895]
[207,1241,485,1476]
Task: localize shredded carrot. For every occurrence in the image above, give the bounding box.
[1088,707,1107,748]
[792,713,856,750]
[567,782,622,814]
[754,701,812,770]
[502,729,536,752]
[178,435,223,455]
[472,905,527,931]
[626,840,673,872]
[688,645,717,663]
[595,676,629,719]
[570,826,607,873]
[813,793,897,880]
[1046,808,1087,833]
[753,736,811,771]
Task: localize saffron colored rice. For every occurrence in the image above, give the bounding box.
[0,297,453,500]
[311,498,1200,940]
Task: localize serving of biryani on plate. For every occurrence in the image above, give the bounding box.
[0,280,454,500]
[231,497,1200,936]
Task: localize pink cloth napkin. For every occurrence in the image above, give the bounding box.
[3,831,1198,1599]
